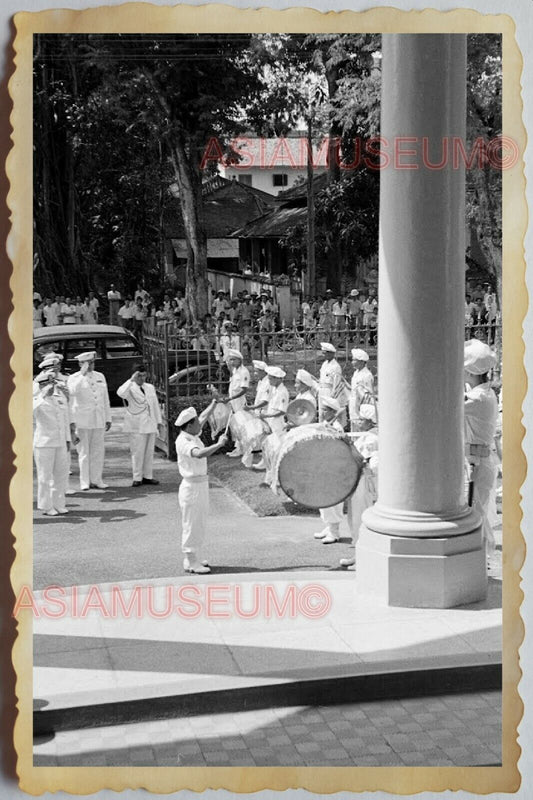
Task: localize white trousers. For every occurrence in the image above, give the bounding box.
[77,427,105,489]
[319,502,344,532]
[34,445,68,512]
[179,479,209,558]
[470,458,497,556]
[347,466,378,547]
[130,432,156,481]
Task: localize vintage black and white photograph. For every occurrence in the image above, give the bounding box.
[27,29,506,771]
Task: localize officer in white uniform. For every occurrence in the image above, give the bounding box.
[175,403,228,574]
[33,371,70,516]
[349,348,375,427]
[464,339,499,559]
[318,342,345,422]
[117,364,163,487]
[67,351,112,490]
[314,396,346,544]
[223,349,251,464]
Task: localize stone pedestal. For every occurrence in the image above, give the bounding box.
[356,34,487,608]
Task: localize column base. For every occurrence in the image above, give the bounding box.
[355,526,487,608]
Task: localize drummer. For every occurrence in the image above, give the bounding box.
[314,396,346,544]
[294,368,318,417]
[340,428,379,570]
[247,360,272,416]
[318,342,346,423]
[252,366,289,472]
[221,348,252,466]
[348,348,375,429]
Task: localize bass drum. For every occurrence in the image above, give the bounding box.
[209,402,231,438]
[275,423,364,509]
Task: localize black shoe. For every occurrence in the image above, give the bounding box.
[132,481,142,487]
[142,478,159,485]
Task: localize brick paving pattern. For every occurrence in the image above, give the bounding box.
[34,690,501,767]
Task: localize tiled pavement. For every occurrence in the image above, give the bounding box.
[34,690,501,767]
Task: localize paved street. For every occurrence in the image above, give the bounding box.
[34,690,501,767]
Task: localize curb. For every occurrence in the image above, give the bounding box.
[34,662,501,735]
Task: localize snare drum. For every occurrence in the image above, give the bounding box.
[275,424,363,508]
[230,409,270,452]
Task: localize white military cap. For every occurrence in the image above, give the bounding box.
[175,406,198,427]
[322,396,341,413]
[351,348,369,362]
[226,348,243,361]
[75,351,97,362]
[266,366,286,379]
[350,289,359,297]
[252,360,268,371]
[39,353,63,369]
[35,370,55,383]
[320,342,336,353]
[464,339,497,375]
[296,368,316,388]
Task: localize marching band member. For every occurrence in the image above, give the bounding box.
[247,360,272,415]
[222,349,252,466]
[293,368,318,417]
[348,348,375,428]
[117,364,164,487]
[175,403,228,574]
[33,371,70,516]
[464,339,499,560]
[340,427,379,570]
[67,351,112,491]
[318,342,346,423]
[252,366,289,474]
[314,396,345,544]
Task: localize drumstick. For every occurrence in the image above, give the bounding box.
[224,410,233,436]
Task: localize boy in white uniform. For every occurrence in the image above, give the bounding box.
[67,351,112,490]
[252,366,289,473]
[318,342,344,421]
[349,348,375,427]
[33,371,70,516]
[117,364,163,486]
[175,403,228,574]
[223,349,251,464]
[314,396,346,544]
[247,360,271,415]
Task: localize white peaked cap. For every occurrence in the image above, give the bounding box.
[351,348,369,362]
[252,360,268,371]
[75,351,97,362]
[35,370,55,384]
[295,368,316,388]
[464,339,497,375]
[39,353,63,368]
[175,407,198,427]
[320,342,336,353]
[226,349,243,361]
[322,396,341,413]
[266,366,286,379]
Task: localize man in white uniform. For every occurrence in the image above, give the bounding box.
[314,396,346,544]
[117,364,163,487]
[252,366,289,472]
[318,342,345,422]
[68,351,112,490]
[349,348,375,428]
[464,338,499,560]
[247,360,271,415]
[175,403,228,574]
[293,368,318,417]
[33,371,70,516]
[223,349,251,464]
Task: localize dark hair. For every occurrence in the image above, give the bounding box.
[133,363,147,373]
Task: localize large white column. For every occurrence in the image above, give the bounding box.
[356,34,487,607]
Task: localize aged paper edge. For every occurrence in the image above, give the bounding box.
[6,3,526,795]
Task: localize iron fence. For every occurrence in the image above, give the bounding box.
[141,318,502,457]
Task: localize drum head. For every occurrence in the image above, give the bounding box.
[278,436,364,509]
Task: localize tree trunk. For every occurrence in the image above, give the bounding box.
[306,118,316,298]
[171,134,209,323]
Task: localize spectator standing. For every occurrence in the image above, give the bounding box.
[212,289,229,318]
[59,297,76,325]
[33,298,43,329]
[107,284,122,325]
[332,295,348,335]
[74,296,86,325]
[118,299,135,330]
[87,292,100,324]
[347,289,362,333]
[133,297,147,337]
